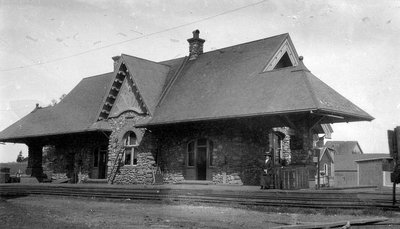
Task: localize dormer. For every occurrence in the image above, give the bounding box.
[263,37,299,71]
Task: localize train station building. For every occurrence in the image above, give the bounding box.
[0,31,373,189]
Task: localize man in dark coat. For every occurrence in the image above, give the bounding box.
[260,152,273,189]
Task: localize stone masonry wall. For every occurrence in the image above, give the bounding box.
[107,111,157,185]
[42,137,105,183]
[112,152,156,184]
[155,121,270,185]
[273,127,291,165]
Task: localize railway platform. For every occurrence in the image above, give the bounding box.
[1,183,399,211]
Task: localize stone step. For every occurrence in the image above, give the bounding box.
[84,179,108,184]
[177,180,213,185]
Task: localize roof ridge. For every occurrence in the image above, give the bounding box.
[82,72,114,80]
[121,53,170,67]
[156,57,189,108]
[159,33,289,63]
[204,33,289,55]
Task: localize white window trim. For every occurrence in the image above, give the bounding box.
[123,132,139,166]
[263,39,298,72]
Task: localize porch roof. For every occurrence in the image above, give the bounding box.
[0,72,113,142]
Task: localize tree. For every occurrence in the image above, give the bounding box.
[48,93,66,107]
[16,150,24,163]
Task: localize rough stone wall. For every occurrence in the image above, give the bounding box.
[273,127,292,165]
[113,152,156,184]
[212,172,243,185]
[290,124,313,165]
[107,111,157,185]
[155,122,270,185]
[42,136,104,183]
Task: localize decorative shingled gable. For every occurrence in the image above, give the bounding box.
[108,72,145,117]
[263,37,299,71]
[98,64,148,121]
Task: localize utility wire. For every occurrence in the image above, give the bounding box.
[0,0,267,72]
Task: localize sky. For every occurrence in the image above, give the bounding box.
[0,0,399,162]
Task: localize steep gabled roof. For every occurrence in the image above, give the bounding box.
[0,32,374,142]
[325,141,364,155]
[120,54,170,115]
[319,147,334,162]
[137,34,373,127]
[0,72,114,142]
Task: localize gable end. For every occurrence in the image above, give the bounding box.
[263,38,299,72]
[98,64,148,120]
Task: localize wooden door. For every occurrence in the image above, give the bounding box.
[196,146,207,180]
[98,149,107,179]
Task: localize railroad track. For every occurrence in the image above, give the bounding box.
[1,184,399,211]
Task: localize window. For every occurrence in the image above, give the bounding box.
[187,138,214,167]
[123,131,138,166]
[188,141,195,166]
[209,140,214,166]
[93,148,99,167]
[273,52,293,69]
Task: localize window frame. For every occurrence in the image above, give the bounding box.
[186,138,214,168]
[123,131,139,166]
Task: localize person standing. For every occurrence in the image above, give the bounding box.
[260,152,273,189]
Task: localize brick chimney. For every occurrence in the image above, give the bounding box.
[187,30,205,60]
[112,56,121,72]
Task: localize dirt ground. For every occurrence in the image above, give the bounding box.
[1,195,400,229]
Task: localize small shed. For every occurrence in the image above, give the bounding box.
[356,156,393,188]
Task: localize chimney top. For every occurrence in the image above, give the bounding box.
[112,56,121,62]
[192,30,200,39]
[187,30,205,60]
[112,56,121,72]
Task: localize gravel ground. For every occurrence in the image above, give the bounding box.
[1,195,399,228]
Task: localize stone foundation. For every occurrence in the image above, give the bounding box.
[112,152,157,184]
[213,172,243,185]
[162,171,185,184]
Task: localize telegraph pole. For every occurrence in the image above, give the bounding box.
[388,127,399,206]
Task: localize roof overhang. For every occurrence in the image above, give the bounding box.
[0,129,112,144]
[136,108,373,128]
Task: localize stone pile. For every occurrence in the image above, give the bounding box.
[162,171,185,184]
[51,173,68,180]
[212,172,243,185]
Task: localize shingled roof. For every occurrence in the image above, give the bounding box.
[0,32,374,142]
[335,154,390,171]
[0,72,114,142]
[325,141,364,155]
[138,33,373,126]
[120,54,171,115]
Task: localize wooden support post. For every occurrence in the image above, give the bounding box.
[317,148,320,190]
[393,181,396,205]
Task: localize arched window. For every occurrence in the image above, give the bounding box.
[187,138,214,167]
[324,163,328,176]
[123,131,138,166]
